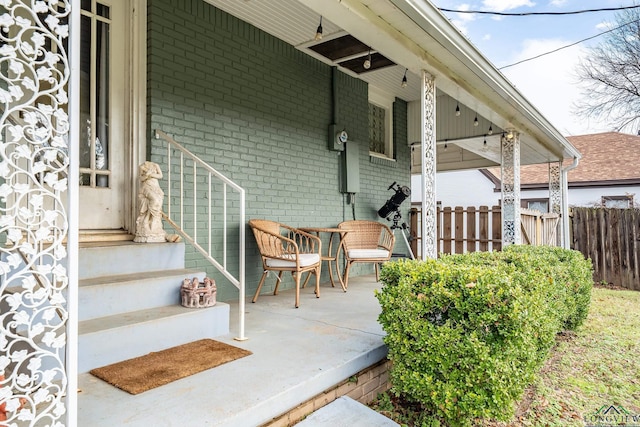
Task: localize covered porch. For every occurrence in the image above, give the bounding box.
[0,0,583,425]
[77,275,388,427]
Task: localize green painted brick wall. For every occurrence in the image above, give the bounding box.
[147,0,411,302]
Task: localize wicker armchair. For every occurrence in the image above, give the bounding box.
[337,220,395,289]
[249,219,322,308]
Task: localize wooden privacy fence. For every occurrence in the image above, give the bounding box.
[571,207,640,290]
[521,208,561,247]
[409,205,560,258]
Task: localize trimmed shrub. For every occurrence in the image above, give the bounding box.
[376,246,593,426]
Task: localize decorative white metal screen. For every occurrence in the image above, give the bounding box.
[549,161,561,214]
[500,132,521,245]
[420,70,437,259]
[0,1,73,425]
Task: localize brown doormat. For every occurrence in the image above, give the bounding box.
[89,339,252,395]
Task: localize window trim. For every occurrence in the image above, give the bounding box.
[602,195,633,208]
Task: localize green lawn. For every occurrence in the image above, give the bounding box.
[370,286,640,426]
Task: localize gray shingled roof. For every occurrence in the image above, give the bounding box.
[486,132,640,186]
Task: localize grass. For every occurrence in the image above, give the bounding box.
[369,286,640,426]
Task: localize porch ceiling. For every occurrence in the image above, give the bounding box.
[204,0,581,168]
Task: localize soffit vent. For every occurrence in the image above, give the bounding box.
[308,34,396,74]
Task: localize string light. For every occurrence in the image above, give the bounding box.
[401,68,408,88]
[455,103,460,116]
[314,16,323,41]
[473,114,479,127]
[488,125,493,135]
[363,49,371,69]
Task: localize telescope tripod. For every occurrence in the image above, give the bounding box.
[389,211,415,260]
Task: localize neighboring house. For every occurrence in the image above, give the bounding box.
[413,132,640,210]
[411,169,499,207]
[0,0,581,424]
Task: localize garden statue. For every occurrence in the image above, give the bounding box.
[180,277,217,308]
[134,161,169,243]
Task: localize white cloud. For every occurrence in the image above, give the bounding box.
[449,3,476,35]
[456,3,474,20]
[481,0,536,12]
[548,0,567,6]
[501,38,610,135]
[596,21,612,31]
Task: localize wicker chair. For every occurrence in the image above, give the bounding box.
[337,220,395,289]
[249,219,322,308]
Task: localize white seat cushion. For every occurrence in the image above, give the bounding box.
[347,249,390,259]
[265,253,320,268]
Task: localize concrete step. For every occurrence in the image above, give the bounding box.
[78,269,206,321]
[296,396,399,427]
[78,303,230,373]
[79,241,186,280]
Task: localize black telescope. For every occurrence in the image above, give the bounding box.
[377,182,411,220]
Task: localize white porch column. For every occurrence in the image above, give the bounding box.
[549,162,561,214]
[501,131,521,245]
[560,158,579,248]
[420,70,438,259]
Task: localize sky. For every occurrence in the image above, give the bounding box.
[432,0,637,136]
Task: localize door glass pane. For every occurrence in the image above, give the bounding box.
[95,18,110,187]
[97,3,110,19]
[80,1,111,188]
[80,14,91,170]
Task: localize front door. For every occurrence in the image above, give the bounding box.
[79,0,127,230]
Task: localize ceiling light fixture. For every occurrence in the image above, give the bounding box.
[314,16,323,41]
[474,114,479,127]
[401,68,408,88]
[506,130,514,140]
[363,49,371,69]
[455,103,460,117]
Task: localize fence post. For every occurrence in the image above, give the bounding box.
[536,212,542,246]
[479,206,489,252]
[443,207,452,254]
[455,206,464,254]
[492,205,502,251]
[409,208,419,259]
[467,206,476,253]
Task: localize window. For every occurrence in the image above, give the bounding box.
[368,88,393,159]
[602,195,633,208]
[521,198,549,212]
[369,103,386,154]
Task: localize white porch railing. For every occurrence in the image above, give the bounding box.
[154,130,246,341]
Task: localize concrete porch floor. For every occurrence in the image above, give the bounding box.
[77,274,388,426]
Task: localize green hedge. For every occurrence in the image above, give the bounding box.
[376,245,593,426]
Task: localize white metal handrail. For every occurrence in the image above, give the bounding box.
[154,129,246,341]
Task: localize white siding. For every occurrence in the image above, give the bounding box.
[521,186,639,208]
[412,170,499,207]
[412,171,640,209]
